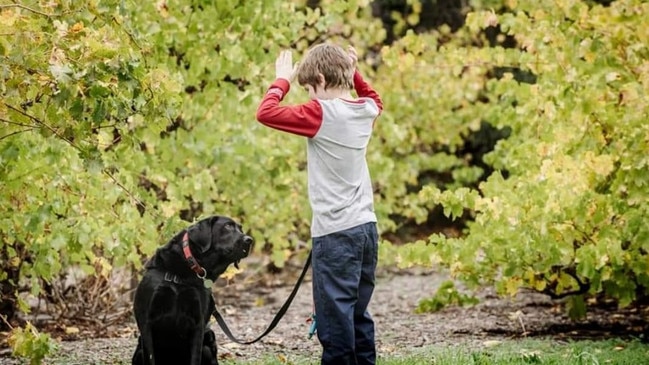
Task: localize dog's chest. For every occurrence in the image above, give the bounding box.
[148,283,212,327]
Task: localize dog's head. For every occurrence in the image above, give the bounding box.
[185,215,254,278]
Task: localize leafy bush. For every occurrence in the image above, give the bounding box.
[391,0,649,317]
[1,1,648,363]
[416,280,479,313]
[7,322,53,365]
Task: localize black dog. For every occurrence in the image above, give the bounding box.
[132,215,254,365]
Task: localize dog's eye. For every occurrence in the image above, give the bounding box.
[225,223,235,231]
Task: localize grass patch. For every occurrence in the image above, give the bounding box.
[223,338,649,365]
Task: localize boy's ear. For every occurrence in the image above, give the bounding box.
[317,73,326,89]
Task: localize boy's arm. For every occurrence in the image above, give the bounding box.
[353,70,383,114]
[255,78,323,138]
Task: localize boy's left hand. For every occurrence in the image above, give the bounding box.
[276,50,297,82]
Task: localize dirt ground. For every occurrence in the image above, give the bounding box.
[1,263,647,365]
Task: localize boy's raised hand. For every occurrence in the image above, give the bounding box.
[348,46,358,69]
[275,50,297,82]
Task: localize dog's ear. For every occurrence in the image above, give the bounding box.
[187,217,216,254]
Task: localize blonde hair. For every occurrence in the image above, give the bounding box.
[296,43,354,91]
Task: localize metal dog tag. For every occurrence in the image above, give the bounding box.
[203,279,214,289]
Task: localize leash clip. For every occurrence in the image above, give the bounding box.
[306,313,317,339]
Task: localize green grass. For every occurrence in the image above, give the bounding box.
[223,338,649,365]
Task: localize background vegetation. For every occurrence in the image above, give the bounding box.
[1,0,647,361]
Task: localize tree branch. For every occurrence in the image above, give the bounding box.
[4,103,157,219]
[0,4,57,18]
[111,16,142,51]
[3,102,82,152]
[102,169,148,213]
[540,267,591,300]
[0,128,35,141]
[0,117,34,128]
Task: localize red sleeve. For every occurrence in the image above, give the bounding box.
[255,78,323,138]
[353,71,383,114]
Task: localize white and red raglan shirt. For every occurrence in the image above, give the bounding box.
[256,71,383,237]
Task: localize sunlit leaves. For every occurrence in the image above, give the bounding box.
[2,3,648,354]
[405,0,649,317]
[0,1,186,336]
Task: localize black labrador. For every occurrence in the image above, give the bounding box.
[132,215,254,365]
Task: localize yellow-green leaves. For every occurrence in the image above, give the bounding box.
[7,322,53,365]
[2,0,648,352]
[388,0,649,318]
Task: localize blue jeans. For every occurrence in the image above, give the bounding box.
[311,222,378,365]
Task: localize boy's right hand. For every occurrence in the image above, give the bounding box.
[275,50,297,82]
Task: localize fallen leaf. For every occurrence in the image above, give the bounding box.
[483,340,501,348]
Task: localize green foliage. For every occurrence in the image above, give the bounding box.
[415,280,479,313]
[0,1,182,326]
[392,0,649,316]
[0,0,380,300]
[0,0,386,358]
[7,322,54,365]
[120,0,385,259]
[2,0,648,361]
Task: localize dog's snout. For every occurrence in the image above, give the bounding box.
[243,236,254,246]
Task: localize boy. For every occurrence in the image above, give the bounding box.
[256,43,383,365]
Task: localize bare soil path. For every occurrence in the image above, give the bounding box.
[1,266,646,364]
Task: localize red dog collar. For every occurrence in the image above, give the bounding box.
[182,232,207,279]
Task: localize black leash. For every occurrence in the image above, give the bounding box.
[212,251,312,344]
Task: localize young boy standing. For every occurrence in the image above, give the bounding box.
[256,44,383,365]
